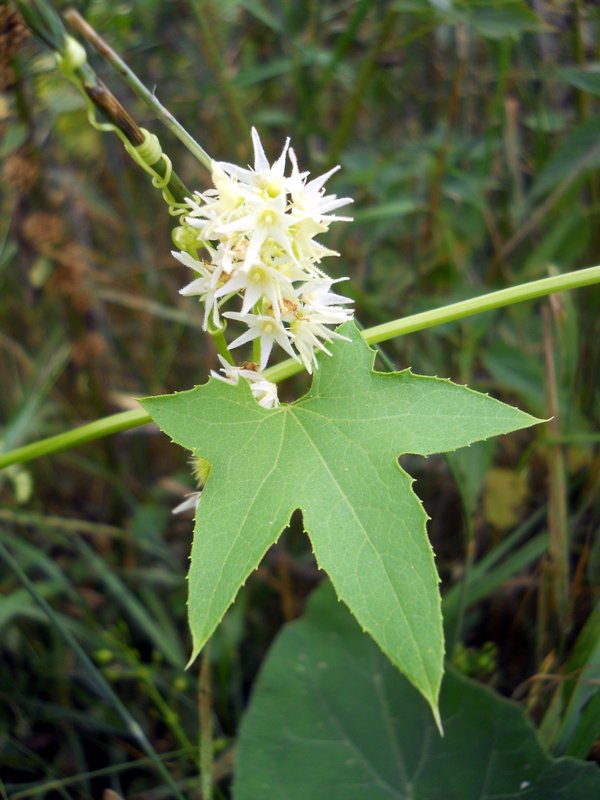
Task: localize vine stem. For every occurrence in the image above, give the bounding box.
[1,265,599,471]
[17,1,192,203]
[64,8,213,171]
[267,264,600,382]
[364,264,600,344]
[211,328,234,365]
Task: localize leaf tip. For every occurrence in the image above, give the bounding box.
[185,646,201,671]
[431,702,444,737]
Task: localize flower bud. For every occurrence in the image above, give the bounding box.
[172,224,200,252]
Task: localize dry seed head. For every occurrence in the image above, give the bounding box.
[2,151,39,193]
[0,6,29,90]
[0,6,29,56]
[0,61,14,90]
[71,331,108,367]
[21,212,65,252]
[53,243,92,312]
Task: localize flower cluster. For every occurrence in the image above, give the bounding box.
[173,128,354,375]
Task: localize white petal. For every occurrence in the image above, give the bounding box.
[172,250,206,273]
[273,137,291,178]
[172,493,201,515]
[258,336,274,371]
[179,278,208,296]
[251,127,270,173]
[305,165,340,193]
[227,327,260,350]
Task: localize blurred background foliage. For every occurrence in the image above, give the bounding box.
[0,0,599,796]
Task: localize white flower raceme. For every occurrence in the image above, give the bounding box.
[175,128,354,372]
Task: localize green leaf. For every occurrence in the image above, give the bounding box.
[557,66,600,98]
[0,124,28,158]
[554,599,600,758]
[531,115,600,199]
[392,0,543,39]
[233,581,600,800]
[352,199,422,224]
[465,0,543,40]
[141,322,539,716]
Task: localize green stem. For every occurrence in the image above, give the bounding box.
[1,265,599,471]
[0,409,150,469]
[268,265,600,382]
[364,265,600,344]
[542,307,570,635]
[64,8,213,171]
[212,328,234,365]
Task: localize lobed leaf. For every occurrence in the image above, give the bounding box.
[141,322,540,716]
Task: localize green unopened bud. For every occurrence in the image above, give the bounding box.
[56,35,87,74]
[172,224,200,252]
[95,648,113,664]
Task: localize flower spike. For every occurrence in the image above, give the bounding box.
[174,128,354,375]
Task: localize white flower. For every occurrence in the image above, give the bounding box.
[287,148,353,225]
[216,194,297,273]
[224,311,298,371]
[184,166,248,241]
[288,317,350,374]
[260,240,313,282]
[173,248,225,330]
[211,355,279,409]
[249,377,279,409]
[299,277,354,323]
[214,261,296,319]
[186,127,353,276]
[218,128,290,197]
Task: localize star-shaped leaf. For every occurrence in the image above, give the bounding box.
[141,322,540,718]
